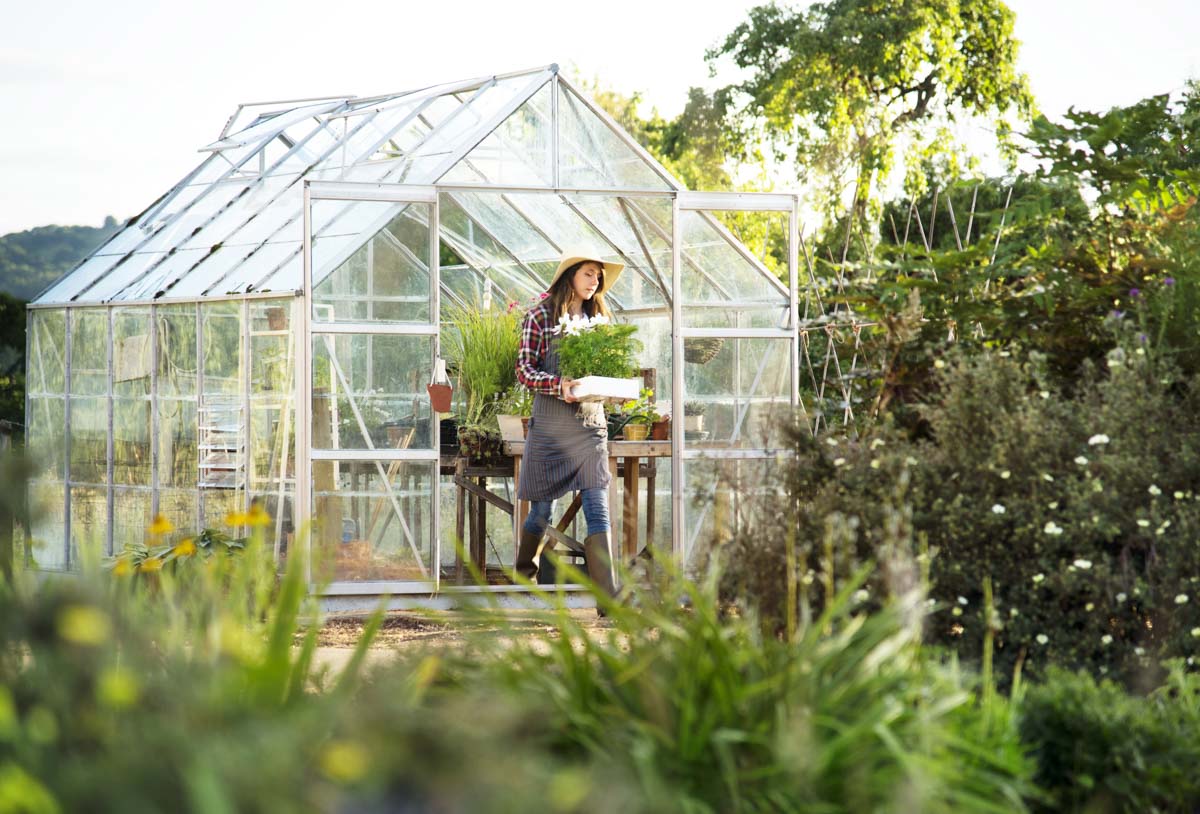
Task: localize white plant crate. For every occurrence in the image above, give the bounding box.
[570,376,641,402]
[496,414,526,442]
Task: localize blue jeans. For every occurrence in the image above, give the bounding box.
[523,487,611,537]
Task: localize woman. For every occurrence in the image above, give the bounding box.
[514,250,625,599]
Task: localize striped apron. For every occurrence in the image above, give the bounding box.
[516,335,610,501]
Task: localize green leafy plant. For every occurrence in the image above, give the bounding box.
[555,316,641,380]
[442,303,521,426]
[492,383,534,417]
[619,388,660,427]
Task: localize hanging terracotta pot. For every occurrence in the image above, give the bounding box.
[427,358,453,413]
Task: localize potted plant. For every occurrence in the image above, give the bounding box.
[555,315,643,401]
[494,383,534,442]
[684,401,706,433]
[617,388,659,441]
[442,302,523,460]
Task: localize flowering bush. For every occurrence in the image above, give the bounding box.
[719,344,1200,686]
[553,314,641,380]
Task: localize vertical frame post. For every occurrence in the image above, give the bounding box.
[297,182,314,586]
[150,305,159,519]
[106,307,114,556]
[670,194,684,562]
[430,193,441,588]
[789,196,800,408]
[63,308,72,568]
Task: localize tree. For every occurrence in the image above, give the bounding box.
[707,0,1035,220]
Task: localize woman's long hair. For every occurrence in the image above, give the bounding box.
[544,261,613,323]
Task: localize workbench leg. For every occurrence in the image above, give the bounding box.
[623,456,639,561]
[471,476,487,574]
[645,468,656,555]
[455,459,466,584]
[607,455,619,574]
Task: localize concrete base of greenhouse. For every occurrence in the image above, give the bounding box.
[317,586,599,615]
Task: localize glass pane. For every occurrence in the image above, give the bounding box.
[249,301,296,493]
[74,252,168,304]
[157,304,198,397]
[68,397,107,484]
[201,301,243,396]
[683,338,792,449]
[202,489,245,532]
[187,242,300,298]
[158,399,198,488]
[158,489,198,541]
[444,81,553,186]
[113,398,151,486]
[27,481,66,570]
[683,457,779,563]
[680,211,789,319]
[313,460,435,583]
[28,309,66,395]
[119,249,213,302]
[69,485,107,568]
[311,334,434,451]
[312,201,432,324]
[558,85,671,190]
[27,398,64,480]
[37,253,124,304]
[112,307,151,397]
[69,309,108,396]
[113,488,151,554]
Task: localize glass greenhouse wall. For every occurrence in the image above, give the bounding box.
[24,63,842,599]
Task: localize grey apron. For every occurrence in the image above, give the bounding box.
[516,335,610,501]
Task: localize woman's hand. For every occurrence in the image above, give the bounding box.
[560,377,580,403]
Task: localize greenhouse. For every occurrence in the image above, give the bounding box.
[24,63,845,601]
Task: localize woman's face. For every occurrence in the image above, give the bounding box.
[571,262,604,301]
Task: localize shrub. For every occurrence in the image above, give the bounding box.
[1019,664,1200,813]
[720,343,1200,686]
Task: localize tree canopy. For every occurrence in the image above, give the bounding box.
[707,0,1035,215]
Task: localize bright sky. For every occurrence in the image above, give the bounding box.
[2,0,1198,235]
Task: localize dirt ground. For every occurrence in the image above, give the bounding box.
[311,608,611,671]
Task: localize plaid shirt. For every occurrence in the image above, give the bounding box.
[515,303,561,396]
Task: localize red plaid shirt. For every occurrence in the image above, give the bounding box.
[515,303,561,396]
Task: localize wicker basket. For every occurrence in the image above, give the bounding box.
[684,337,725,365]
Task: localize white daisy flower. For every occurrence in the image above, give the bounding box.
[1087,434,1110,446]
[1043,521,1064,536]
[1148,484,1162,496]
[1101,634,1112,645]
[1073,558,1092,569]
[1074,456,1089,466]
[1176,594,1189,605]
[991,504,1006,514]
[1036,634,1049,645]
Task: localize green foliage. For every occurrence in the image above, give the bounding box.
[618,388,660,426]
[0,218,120,301]
[708,0,1035,215]
[402,561,1035,813]
[722,348,1200,687]
[1020,664,1200,813]
[493,382,534,417]
[441,302,521,426]
[556,322,641,380]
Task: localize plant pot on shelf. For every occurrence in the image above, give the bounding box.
[496,415,526,443]
[684,414,704,433]
[266,306,287,331]
[651,417,670,440]
[623,423,650,442]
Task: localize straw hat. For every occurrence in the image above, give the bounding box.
[548,250,625,295]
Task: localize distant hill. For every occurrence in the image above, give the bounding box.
[0,218,122,301]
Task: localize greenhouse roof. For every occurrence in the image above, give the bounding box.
[36,63,787,315]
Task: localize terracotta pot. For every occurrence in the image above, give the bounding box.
[266,306,287,331]
[651,418,670,440]
[427,382,453,413]
[623,423,650,441]
[521,417,530,437]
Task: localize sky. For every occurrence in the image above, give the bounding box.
[2,0,1198,235]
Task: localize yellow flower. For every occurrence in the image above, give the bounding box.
[147,513,175,535]
[57,605,111,646]
[224,510,251,527]
[173,538,197,557]
[246,504,271,527]
[138,557,164,573]
[112,558,134,577]
[319,740,370,783]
